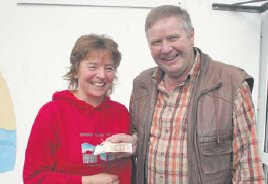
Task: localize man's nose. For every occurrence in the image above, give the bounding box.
[161,41,172,53]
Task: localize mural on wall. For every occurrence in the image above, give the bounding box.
[0,72,16,173]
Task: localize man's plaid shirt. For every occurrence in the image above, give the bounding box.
[147,51,264,183]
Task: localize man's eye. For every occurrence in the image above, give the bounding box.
[151,41,161,46]
[105,67,115,72]
[169,36,178,42]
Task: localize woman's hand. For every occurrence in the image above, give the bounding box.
[105,133,137,159]
[82,173,119,184]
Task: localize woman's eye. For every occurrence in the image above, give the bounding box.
[88,66,97,70]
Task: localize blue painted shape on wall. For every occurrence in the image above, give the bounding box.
[0,128,16,173]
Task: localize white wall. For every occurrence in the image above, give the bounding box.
[257,9,268,166]
[0,1,262,183]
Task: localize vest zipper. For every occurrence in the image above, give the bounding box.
[192,82,222,184]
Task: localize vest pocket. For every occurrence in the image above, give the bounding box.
[199,138,232,175]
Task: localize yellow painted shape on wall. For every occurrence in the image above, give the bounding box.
[0,72,16,130]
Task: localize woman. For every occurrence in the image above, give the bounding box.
[23,34,132,184]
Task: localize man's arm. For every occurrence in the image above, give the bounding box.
[232,81,264,183]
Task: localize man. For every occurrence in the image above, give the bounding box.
[108,5,264,184]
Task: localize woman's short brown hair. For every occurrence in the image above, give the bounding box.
[64,34,121,90]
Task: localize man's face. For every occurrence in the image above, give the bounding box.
[146,16,195,79]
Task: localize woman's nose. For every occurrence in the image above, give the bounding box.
[95,68,106,78]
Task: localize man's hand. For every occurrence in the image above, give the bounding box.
[105,134,137,159]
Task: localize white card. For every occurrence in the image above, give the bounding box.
[93,142,132,155]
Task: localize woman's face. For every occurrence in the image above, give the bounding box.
[75,50,115,106]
